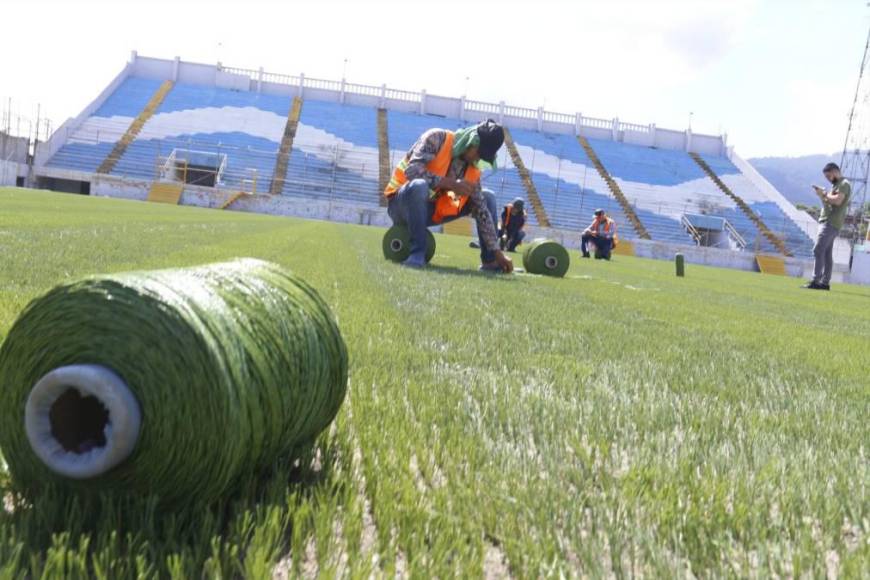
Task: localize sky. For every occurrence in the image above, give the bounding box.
[1,0,868,158]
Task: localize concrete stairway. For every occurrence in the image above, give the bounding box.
[689,152,791,256]
[503,128,551,228]
[97,80,174,175]
[220,191,247,210]
[146,182,183,204]
[269,97,303,195]
[377,109,390,207]
[577,136,651,240]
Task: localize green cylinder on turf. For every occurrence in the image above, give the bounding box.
[383,225,436,263]
[523,239,570,277]
[675,253,685,277]
[0,259,348,504]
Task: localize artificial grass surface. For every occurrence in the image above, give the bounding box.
[0,188,868,578]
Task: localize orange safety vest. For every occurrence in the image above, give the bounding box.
[503,204,513,230]
[591,216,619,246]
[384,131,481,224]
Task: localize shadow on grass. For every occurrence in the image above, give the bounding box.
[0,441,339,577]
[427,264,519,280]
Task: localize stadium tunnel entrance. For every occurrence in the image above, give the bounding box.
[37,176,90,195]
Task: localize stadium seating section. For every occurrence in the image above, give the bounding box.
[46,75,814,256]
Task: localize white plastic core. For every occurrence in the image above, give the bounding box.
[25,364,141,479]
[390,238,404,252]
[545,256,559,269]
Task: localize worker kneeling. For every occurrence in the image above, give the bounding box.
[499,198,527,252]
[581,209,618,260]
[384,119,513,272]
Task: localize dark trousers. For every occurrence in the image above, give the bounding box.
[501,229,526,252]
[812,223,839,285]
[387,178,499,263]
[581,233,612,258]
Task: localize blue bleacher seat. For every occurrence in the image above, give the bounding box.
[43,74,816,257]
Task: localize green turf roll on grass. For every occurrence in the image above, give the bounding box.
[522,239,570,277]
[0,258,348,503]
[382,225,436,263]
[675,252,685,277]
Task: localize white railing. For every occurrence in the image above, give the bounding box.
[304,76,342,92]
[465,100,500,115]
[384,87,420,102]
[619,121,650,133]
[583,117,612,130]
[504,105,537,119]
[344,82,381,97]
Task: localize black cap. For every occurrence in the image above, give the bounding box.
[594,208,605,216]
[477,119,504,164]
[512,198,524,210]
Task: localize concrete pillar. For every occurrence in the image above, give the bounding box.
[129,50,138,64]
[420,89,426,115]
[649,123,656,147]
[459,95,466,122]
[685,128,693,152]
[340,78,346,104]
[298,73,305,99]
[537,107,544,132]
[257,67,264,93]
[612,118,619,141]
[575,113,583,136]
[172,57,180,82]
[380,84,386,108]
[498,101,505,125]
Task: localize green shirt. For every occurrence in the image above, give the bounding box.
[819,178,851,230]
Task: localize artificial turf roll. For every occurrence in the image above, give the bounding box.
[0,258,348,503]
[382,225,436,263]
[522,239,570,277]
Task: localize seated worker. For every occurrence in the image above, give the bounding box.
[581,209,618,259]
[498,198,527,252]
[384,119,513,272]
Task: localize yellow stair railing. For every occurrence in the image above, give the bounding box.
[502,128,551,228]
[220,191,247,210]
[577,135,651,240]
[756,254,787,275]
[689,152,791,257]
[146,182,184,205]
[269,97,303,195]
[97,80,174,175]
[377,108,391,207]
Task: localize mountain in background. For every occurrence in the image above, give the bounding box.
[748,153,840,207]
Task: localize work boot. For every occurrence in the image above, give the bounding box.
[401,254,427,269]
[801,281,822,290]
[582,252,591,258]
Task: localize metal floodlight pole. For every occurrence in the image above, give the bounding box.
[840,25,870,248]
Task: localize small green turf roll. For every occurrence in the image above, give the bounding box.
[0,259,347,503]
[675,253,685,277]
[382,225,436,263]
[522,239,570,277]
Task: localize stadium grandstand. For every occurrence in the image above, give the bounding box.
[30,52,826,270]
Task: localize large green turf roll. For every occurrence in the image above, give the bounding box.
[522,239,570,277]
[0,259,347,503]
[382,225,436,263]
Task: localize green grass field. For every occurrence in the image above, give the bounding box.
[0,188,868,578]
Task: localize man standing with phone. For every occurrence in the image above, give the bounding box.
[804,162,851,290]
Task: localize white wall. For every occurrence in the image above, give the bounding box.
[0,160,21,185]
